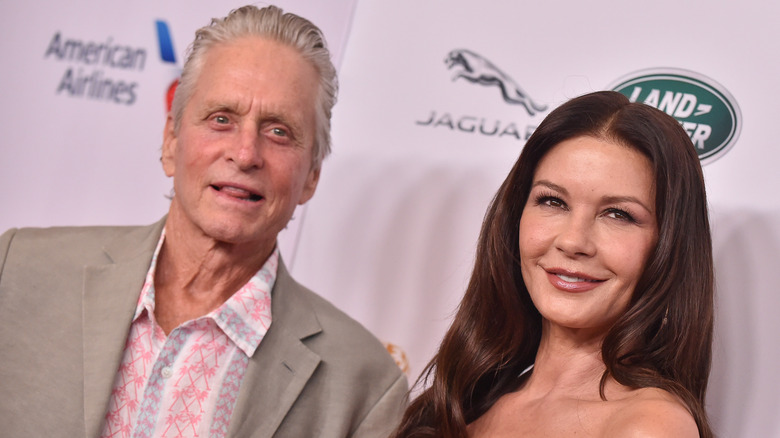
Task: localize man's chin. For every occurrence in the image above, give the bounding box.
[199,220,278,249]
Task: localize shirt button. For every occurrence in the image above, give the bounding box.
[161,366,173,379]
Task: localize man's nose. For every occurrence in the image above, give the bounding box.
[227,127,263,170]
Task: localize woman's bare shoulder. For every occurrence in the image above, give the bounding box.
[604,387,699,437]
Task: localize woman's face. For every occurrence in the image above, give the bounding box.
[518,136,658,336]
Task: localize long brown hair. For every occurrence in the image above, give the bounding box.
[392,91,714,437]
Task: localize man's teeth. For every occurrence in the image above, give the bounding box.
[556,274,596,283]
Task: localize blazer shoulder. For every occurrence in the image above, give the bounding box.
[1,219,165,266]
[8,223,140,249]
[0,228,18,279]
[272,264,405,383]
[263,271,409,437]
[287,276,400,370]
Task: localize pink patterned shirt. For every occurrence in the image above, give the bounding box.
[100,231,277,438]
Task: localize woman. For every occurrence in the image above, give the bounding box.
[393,91,713,437]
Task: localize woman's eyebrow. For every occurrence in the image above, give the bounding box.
[532,180,568,195]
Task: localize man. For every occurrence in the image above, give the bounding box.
[0,5,407,437]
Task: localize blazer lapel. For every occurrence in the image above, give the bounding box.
[81,219,165,438]
[227,259,323,438]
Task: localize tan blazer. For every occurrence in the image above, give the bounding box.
[0,219,407,437]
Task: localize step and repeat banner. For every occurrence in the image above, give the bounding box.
[2,1,779,437]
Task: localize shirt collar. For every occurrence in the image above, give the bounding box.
[133,227,166,321]
[133,228,278,356]
[210,249,277,356]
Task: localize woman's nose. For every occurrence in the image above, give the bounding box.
[554,214,596,257]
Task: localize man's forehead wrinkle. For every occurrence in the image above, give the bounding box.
[197,88,251,114]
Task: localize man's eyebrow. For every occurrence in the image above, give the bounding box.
[200,101,241,115]
[261,112,293,125]
[261,112,305,135]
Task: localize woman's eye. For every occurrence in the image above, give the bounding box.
[605,208,635,222]
[538,196,565,209]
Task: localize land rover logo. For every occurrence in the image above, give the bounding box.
[609,68,741,164]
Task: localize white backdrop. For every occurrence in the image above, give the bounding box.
[2,1,779,437]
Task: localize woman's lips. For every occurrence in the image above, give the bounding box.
[544,269,604,292]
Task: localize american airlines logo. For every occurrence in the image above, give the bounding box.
[42,19,179,107]
[156,20,181,113]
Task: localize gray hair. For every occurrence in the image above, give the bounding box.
[170,5,338,169]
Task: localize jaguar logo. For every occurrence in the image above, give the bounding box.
[446,49,546,116]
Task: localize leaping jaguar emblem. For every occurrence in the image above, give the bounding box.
[446,49,547,116]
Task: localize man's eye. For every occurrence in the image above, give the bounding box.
[214,115,229,124]
[271,127,287,137]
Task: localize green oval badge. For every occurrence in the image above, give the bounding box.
[609,68,741,165]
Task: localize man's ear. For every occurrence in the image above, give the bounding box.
[161,115,177,177]
[298,165,321,205]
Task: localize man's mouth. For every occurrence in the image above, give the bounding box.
[211,185,263,202]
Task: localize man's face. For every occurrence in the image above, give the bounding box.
[161,36,320,251]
